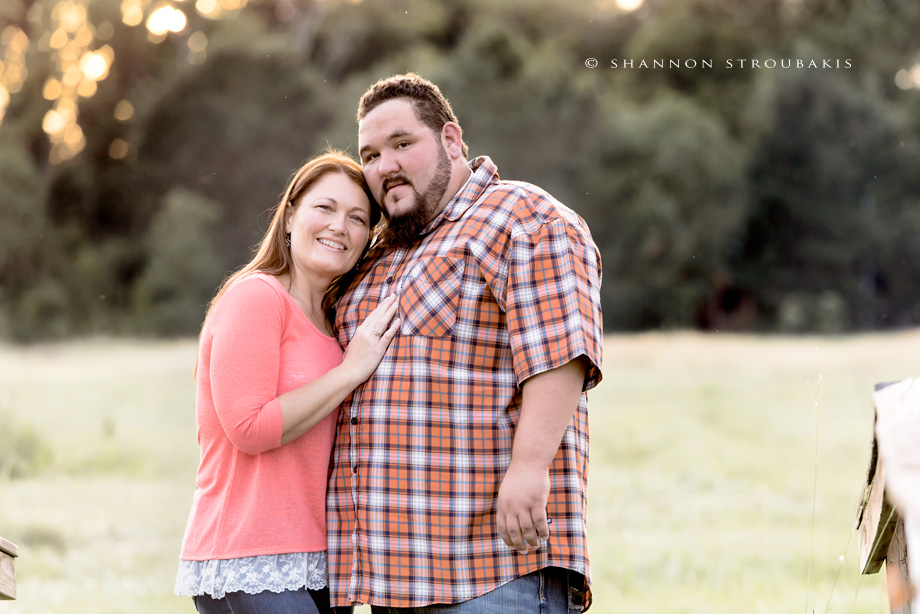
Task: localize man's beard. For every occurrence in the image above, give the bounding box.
[379,146,451,249]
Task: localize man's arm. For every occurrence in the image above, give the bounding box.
[496,357,588,554]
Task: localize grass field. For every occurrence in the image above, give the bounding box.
[1,331,915,613]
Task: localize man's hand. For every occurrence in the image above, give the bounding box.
[497,461,551,553]
[494,357,588,554]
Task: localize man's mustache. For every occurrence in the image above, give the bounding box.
[382,176,411,196]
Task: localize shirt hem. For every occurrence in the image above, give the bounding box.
[335,562,590,608]
[180,546,329,561]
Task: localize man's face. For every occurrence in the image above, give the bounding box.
[358,99,451,228]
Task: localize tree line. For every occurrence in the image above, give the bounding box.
[1,0,919,340]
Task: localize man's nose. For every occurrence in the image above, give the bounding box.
[377,150,400,176]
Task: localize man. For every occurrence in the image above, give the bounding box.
[329,73,603,613]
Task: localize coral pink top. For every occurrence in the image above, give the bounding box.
[180,273,343,561]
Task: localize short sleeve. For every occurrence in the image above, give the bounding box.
[505,217,603,390]
[206,277,286,455]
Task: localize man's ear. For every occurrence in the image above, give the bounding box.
[441,122,464,160]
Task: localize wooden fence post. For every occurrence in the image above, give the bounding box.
[859,379,920,614]
[887,519,911,614]
[0,536,18,600]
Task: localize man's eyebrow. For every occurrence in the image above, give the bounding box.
[387,129,413,140]
[359,129,416,157]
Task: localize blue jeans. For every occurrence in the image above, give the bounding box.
[370,567,587,614]
[193,586,354,614]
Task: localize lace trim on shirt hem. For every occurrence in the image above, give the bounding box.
[175,551,328,599]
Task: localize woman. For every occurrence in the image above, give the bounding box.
[175,151,398,614]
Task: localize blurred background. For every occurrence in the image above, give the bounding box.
[2,0,919,612]
[1,0,919,340]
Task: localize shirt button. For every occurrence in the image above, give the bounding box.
[386,276,394,284]
[350,416,358,425]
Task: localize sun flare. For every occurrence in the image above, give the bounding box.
[615,0,644,11]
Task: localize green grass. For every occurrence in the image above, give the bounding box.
[0,340,200,614]
[2,331,913,613]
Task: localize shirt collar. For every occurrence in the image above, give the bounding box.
[421,156,498,233]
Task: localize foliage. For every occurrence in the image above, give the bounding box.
[737,69,919,329]
[132,187,222,336]
[579,93,748,328]
[1,0,919,336]
[0,139,61,340]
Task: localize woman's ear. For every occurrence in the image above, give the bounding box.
[284,203,294,234]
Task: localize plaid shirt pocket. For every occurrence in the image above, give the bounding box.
[399,256,465,337]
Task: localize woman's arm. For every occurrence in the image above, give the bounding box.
[278,294,398,444]
[208,278,397,455]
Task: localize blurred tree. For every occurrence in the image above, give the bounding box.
[578,93,748,329]
[0,139,56,340]
[132,187,222,336]
[0,140,45,284]
[735,69,917,329]
[441,18,599,182]
[312,0,454,79]
[1,0,919,337]
[132,40,339,270]
[621,0,778,137]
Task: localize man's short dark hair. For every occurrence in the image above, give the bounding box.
[357,73,469,159]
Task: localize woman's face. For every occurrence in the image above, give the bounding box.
[286,172,372,281]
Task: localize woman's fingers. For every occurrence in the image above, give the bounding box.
[365,295,399,335]
[351,295,400,352]
[381,313,400,339]
[343,296,399,382]
[375,298,400,342]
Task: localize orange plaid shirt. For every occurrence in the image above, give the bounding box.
[329,156,603,607]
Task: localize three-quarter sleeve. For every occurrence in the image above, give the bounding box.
[206,278,286,455]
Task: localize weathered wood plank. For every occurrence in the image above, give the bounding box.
[0,537,18,558]
[0,553,15,601]
[875,380,920,518]
[857,381,913,576]
[886,519,912,614]
[0,536,18,601]
[859,456,899,574]
[875,379,920,613]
